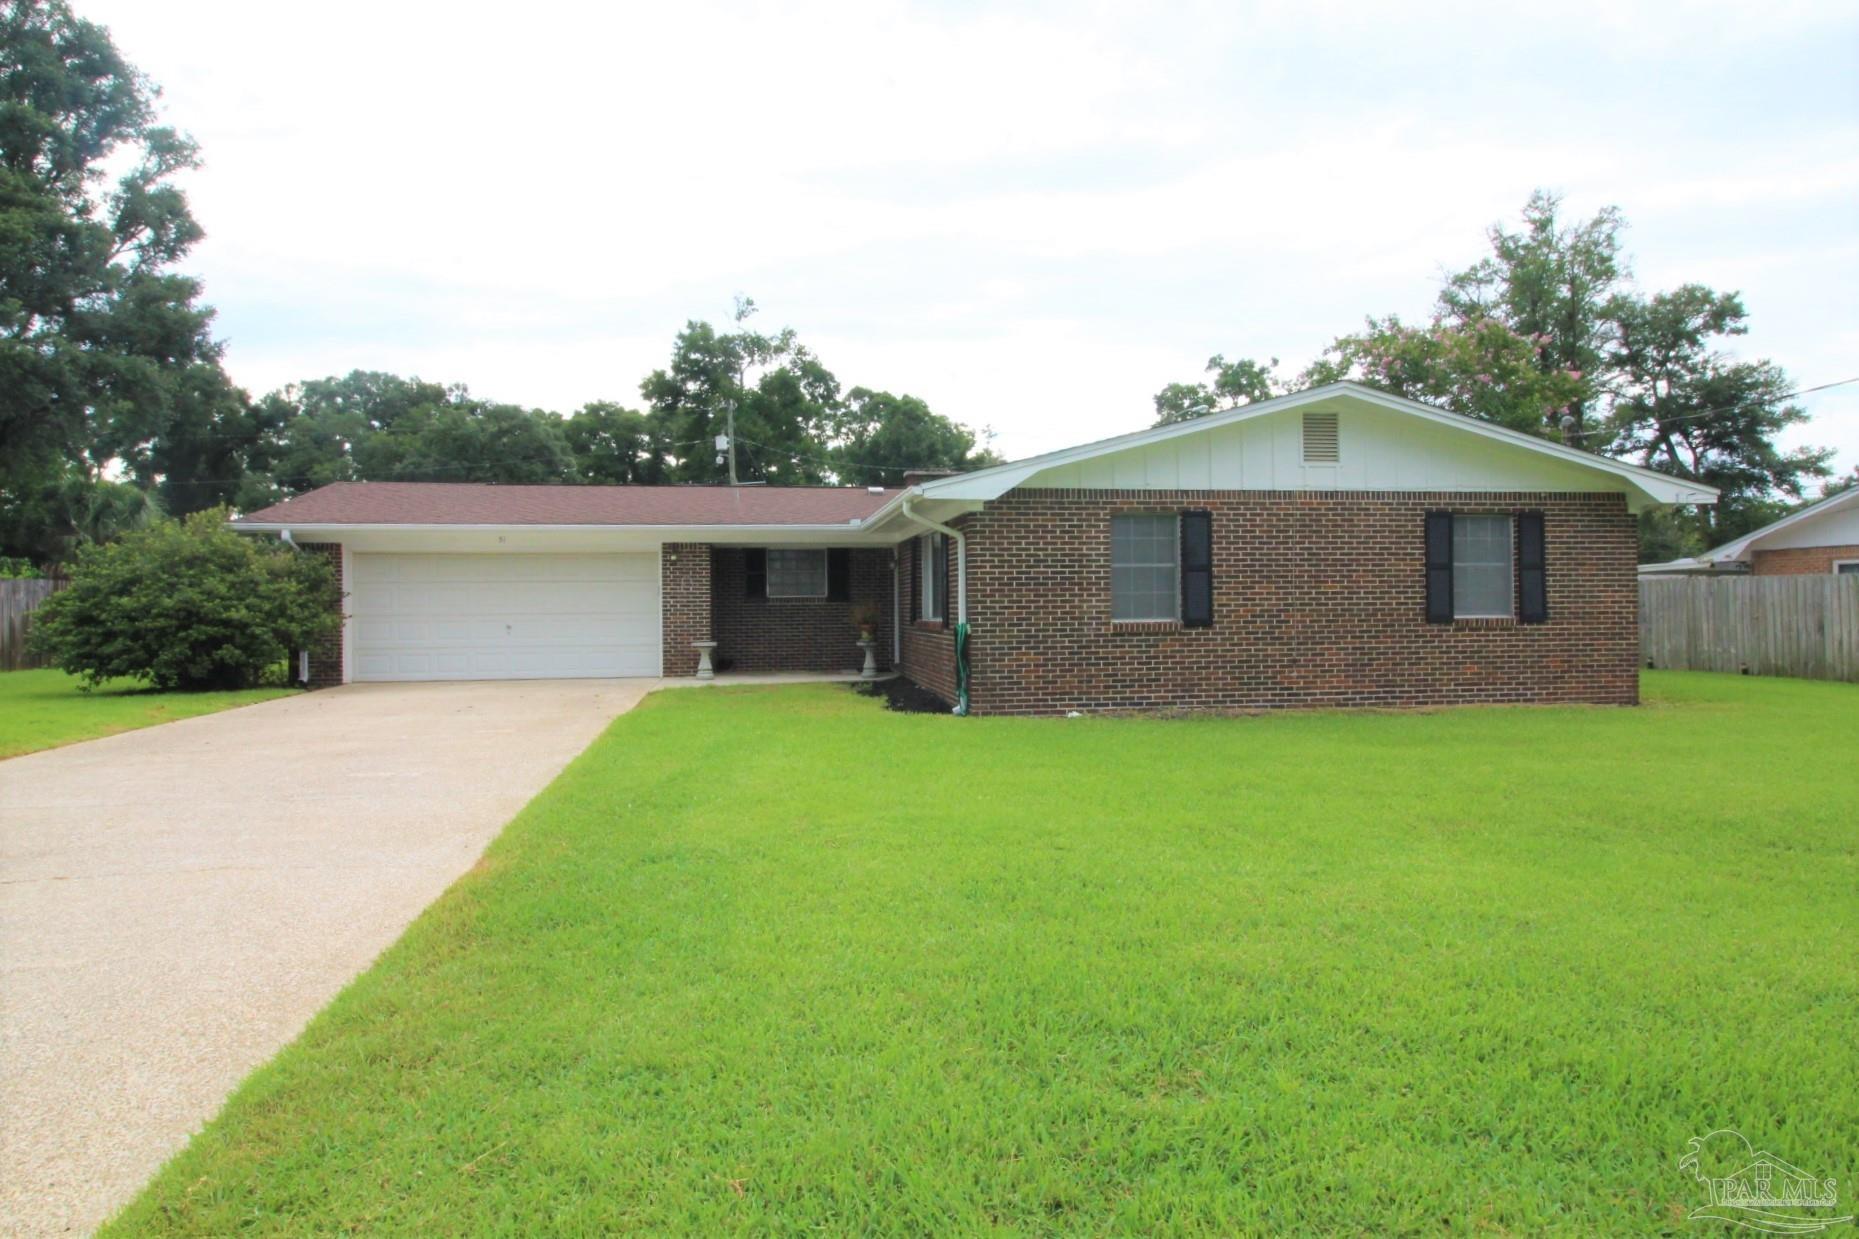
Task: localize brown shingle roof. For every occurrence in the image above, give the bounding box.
[236,482,898,527]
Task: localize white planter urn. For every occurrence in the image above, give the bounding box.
[856,637,878,680]
[692,640,717,680]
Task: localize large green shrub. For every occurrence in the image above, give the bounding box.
[30,509,341,691]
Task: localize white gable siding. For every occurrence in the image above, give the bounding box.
[1758,500,1859,550]
[1024,404,1626,496]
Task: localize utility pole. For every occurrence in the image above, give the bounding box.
[726,294,755,487]
[725,399,738,486]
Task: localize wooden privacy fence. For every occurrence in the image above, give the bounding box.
[1640,575,1859,683]
[0,578,65,671]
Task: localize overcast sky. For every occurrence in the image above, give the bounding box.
[84,0,1859,477]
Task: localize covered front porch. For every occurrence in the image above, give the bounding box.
[662,543,897,679]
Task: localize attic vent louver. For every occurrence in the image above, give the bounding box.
[1302,411,1340,463]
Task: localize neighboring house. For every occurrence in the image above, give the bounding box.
[1640,485,1859,578]
[234,382,1716,714]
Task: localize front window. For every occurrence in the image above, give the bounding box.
[766,549,828,598]
[1836,561,1859,576]
[1452,515,1513,618]
[919,534,945,621]
[1111,514,1179,621]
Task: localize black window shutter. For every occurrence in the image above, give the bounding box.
[937,534,951,629]
[1424,511,1454,623]
[1180,510,1213,627]
[745,548,766,598]
[910,538,921,619]
[827,548,850,600]
[1517,512,1548,623]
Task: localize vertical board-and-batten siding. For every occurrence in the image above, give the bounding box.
[1026,403,1624,496]
[1640,576,1859,682]
[0,579,64,671]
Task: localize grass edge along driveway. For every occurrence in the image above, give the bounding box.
[0,668,295,760]
[106,672,1859,1235]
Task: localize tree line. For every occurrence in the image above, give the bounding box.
[175,300,1003,511]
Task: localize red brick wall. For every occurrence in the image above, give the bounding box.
[927,489,1638,715]
[1750,544,1859,575]
[897,533,958,703]
[708,547,894,673]
[661,543,712,676]
[297,541,345,688]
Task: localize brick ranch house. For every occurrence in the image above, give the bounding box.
[233,382,1717,714]
[1640,484,1859,578]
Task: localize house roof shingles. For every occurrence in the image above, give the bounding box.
[236,482,899,527]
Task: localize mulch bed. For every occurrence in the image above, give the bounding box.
[853,677,954,715]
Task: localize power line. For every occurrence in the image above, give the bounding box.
[1572,375,1859,439]
[728,435,945,477]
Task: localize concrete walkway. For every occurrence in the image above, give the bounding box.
[0,678,652,1236]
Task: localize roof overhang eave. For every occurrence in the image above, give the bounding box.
[228,520,904,545]
[910,383,1724,506]
[1622,478,1722,512]
[1692,486,1859,564]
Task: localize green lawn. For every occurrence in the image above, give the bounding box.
[108,673,1858,1235]
[0,668,295,759]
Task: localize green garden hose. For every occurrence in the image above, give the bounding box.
[953,621,970,716]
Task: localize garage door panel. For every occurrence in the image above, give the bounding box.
[356,555,647,587]
[350,553,661,681]
[356,617,507,647]
[507,647,633,677]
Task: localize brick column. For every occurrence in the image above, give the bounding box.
[296,541,346,688]
[661,543,712,676]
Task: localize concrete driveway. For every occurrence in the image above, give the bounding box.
[0,679,652,1236]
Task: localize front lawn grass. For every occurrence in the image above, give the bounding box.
[0,668,294,759]
[110,672,1858,1235]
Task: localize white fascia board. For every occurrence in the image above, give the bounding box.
[860,489,917,530]
[859,493,984,537]
[916,382,1721,507]
[230,521,895,544]
[1697,486,1859,563]
[1636,557,1743,575]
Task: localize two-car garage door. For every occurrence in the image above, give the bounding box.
[349,553,660,681]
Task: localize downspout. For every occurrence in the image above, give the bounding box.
[899,494,969,716]
[277,530,309,685]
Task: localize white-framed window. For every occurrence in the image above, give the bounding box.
[766,548,828,598]
[918,534,945,621]
[1452,514,1514,618]
[1834,560,1859,576]
[1111,514,1179,621]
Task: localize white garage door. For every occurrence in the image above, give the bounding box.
[350,553,660,681]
